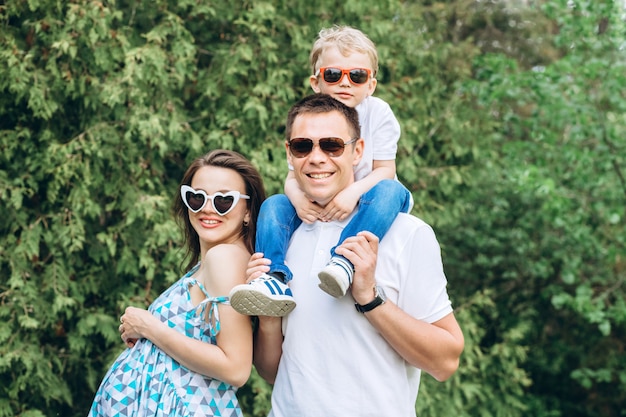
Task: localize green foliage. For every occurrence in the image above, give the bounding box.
[0,0,624,416]
[236,368,272,417]
[416,291,532,417]
[437,1,626,415]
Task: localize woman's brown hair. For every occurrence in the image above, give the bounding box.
[174,149,266,272]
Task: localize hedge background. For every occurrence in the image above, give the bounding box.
[1,1,624,416]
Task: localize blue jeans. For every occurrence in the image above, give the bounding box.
[255,179,412,283]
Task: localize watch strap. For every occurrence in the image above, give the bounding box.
[355,287,385,313]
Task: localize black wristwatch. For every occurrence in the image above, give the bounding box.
[355,286,386,313]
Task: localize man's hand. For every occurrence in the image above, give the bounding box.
[335,231,380,305]
[245,252,271,282]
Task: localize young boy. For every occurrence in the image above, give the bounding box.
[229,25,412,316]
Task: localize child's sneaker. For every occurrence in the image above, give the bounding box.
[229,273,296,317]
[317,257,354,298]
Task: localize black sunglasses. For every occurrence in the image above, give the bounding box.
[180,185,249,215]
[288,137,358,158]
[316,67,372,85]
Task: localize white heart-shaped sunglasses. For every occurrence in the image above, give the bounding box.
[180,185,249,216]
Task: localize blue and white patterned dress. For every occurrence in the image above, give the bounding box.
[89,265,244,417]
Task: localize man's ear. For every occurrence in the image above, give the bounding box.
[352,138,365,166]
[285,140,293,165]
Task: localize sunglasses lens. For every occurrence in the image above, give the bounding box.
[290,138,349,158]
[185,191,205,211]
[349,69,369,84]
[322,68,343,83]
[289,138,314,158]
[319,138,345,156]
[213,195,235,215]
[321,68,369,84]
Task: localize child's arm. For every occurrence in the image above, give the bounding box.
[321,159,396,222]
[284,170,323,223]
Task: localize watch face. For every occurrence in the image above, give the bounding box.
[375,285,386,301]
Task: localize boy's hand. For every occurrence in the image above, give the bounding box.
[292,194,323,224]
[285,171,324,223]
[320,187,361,221]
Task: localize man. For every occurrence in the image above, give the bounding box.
[249,94,464,417]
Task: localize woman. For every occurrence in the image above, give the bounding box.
[89,150,266,417]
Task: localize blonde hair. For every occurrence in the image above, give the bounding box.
[309,25,379,77]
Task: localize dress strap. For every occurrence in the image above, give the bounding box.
[187,277,230,337]
[196,296,230,337]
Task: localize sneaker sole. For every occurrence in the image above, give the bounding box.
[317,271,348,298]
[229,289,296,317]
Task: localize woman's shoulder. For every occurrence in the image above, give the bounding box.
[203,244,251,290]
[205,243,250,264]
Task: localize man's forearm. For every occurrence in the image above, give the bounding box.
[364,303,464,381]
[252,317,284,384]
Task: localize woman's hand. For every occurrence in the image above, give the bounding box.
[245,252,271,282]
[119,306,158,348]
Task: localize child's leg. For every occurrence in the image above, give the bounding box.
[255,194,302,283]
[334,179,411,257]
[318,180,411,298]
[229,194,301,317]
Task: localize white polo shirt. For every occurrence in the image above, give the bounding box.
[269,212,453,417]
